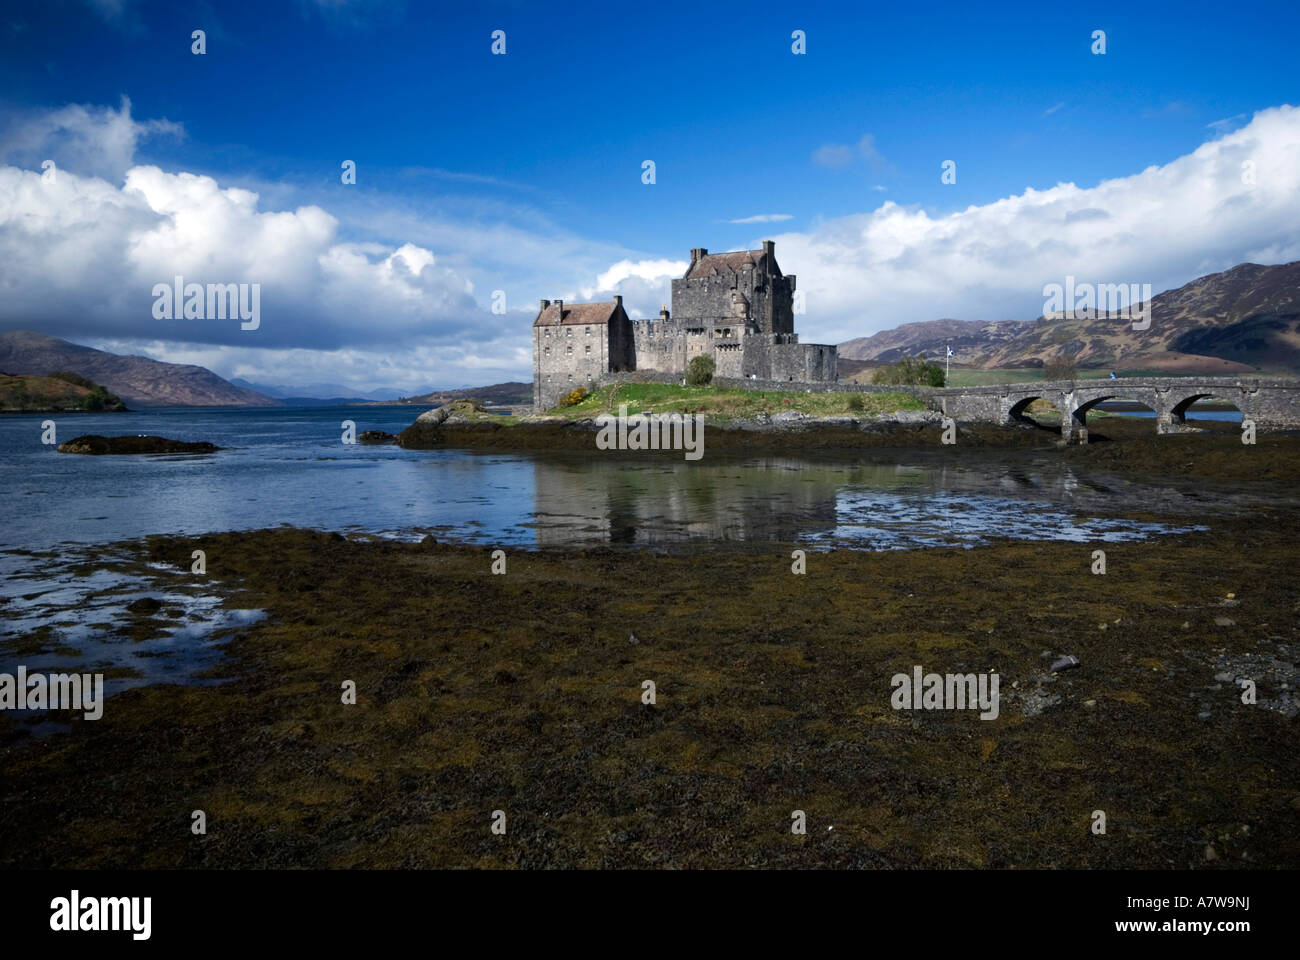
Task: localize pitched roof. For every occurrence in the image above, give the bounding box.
[683,248,772,280]
[533,300,620,327]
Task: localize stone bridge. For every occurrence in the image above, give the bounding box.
[927,377,1300,444]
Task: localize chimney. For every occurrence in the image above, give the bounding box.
[690,247,707,262]
[554,299,563,321]
[762,240,774,259]
[539,299,550,313]
[613,295,622,310]
[659,304,670,321]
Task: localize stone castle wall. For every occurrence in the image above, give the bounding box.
[534,310,635,410]
[532,243,835,409]
[669,271,796,336]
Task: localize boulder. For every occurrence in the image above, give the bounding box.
[414,406,451,426]
[891,410,943,424]
[770,410,807,426]
[357,430,397,444]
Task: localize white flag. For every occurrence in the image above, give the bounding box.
[946,347,954,357]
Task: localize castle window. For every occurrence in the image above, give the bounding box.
[566,346,572,355]
[585,326,591,335]
[585,345,591,354]
[544,347,550,355]
[568,374,573,382]
[566,328,572,337]
[544,328,550,337]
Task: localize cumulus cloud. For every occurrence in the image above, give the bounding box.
[770,105,1300,345]
[577,259,687,319]
[0,159,483,350]
[0,96,181,182]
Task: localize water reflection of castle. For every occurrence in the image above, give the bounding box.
[530,456,841,547]
[528,457,1163,548]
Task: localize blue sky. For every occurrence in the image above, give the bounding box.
[1,0,1298,392]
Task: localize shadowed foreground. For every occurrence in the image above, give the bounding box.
[2,501,1298,868]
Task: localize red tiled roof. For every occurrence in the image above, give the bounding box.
[533,301,619,326]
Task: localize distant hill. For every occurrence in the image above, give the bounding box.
[0,371,127,412]
[393,381,533,406]
[0,331,279,407]
[838,261,1300,375]
[228,378,406,402]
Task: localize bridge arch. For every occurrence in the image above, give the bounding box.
[1170,393,1244,423]
[1008,395,1046,422]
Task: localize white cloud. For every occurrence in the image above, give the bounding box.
[0,158,482,351]
[591,259,688,290]
[0,96,181,182]
[729,214,793,224]
[769,105,1300,345]
[572,258,688,319]
[1043,102,1066,117]
[813,134,884,170]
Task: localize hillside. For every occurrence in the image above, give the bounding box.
[0,331,279,407]
[838,261,1300,375]
[390,381,533,405]
[0,371,127,412]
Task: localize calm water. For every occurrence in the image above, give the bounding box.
[0,405,1232,553]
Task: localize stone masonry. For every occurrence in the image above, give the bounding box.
[532,242,838,409]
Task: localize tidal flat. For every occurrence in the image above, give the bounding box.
[0,419,1297,869]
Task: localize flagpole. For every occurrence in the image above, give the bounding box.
[945,344,951,386]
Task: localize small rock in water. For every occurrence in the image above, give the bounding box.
[1214,671,1234,682]
[1204,844,1217,861]
[1050,654,1080,672]
[1214,616,1236,627]
[127,596,163,614]
[628,633,639,645]
[1083,699,1097,710]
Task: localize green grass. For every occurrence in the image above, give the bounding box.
[940,368,1049,387]
[940,367,1194,387]
[541,382,925,422]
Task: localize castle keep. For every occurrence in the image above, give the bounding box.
[532,242,838,409]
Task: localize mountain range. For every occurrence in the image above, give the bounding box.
[838,261,1300,375]
[0,331,278,407]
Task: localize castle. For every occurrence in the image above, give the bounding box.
[532,241,838,409]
